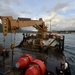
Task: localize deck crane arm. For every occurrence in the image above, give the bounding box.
[0,16,47,37]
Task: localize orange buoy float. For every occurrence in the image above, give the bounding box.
[20,54,33,63]
[15,54,33,69]
[25,66,39,75]
[25,59,46,75]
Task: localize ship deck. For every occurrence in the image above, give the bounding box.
[0,47,65,75]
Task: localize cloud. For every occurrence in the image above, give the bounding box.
[43,12,65,31]
[43,12,57,21]
[32,17,38,20]
[21,11,32,14]
[47,16,75,31]
[42,3,75,31]
[52,3,68,12]
[0,1,75,31]
[0,0,22,18]
[51,17,75,30]
[62,6,69,13]
[43,3,68,21]
[41,6,47,12]
[0,0,21,5]
[18,13,29,18]
[0,0,30,19]
[61,18,75,30]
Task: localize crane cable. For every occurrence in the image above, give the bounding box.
[14,33,16,45]
[11,33,12,44]
[12,33,16,75]
[11,33,16,45]
[3,36,5,48]
[3,35,6,67]
[11,33,14,67]
[11,33,16,67]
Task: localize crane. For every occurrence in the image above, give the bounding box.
[0,16,47,48]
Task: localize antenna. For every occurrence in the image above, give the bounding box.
[50,19,51,32]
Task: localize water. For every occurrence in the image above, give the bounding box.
[0,33,23,48]
[64,34,75,75]
[0,33,75,75]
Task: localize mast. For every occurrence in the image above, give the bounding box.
[50,19,51,32]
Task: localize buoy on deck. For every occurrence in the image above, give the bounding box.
[20,54,33,63]
[15,54,33,69]
[25,59,46,75]
[25,66,39,75]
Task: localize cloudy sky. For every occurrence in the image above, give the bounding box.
[0,0,75,31]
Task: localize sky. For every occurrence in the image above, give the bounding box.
[0,0,75,31]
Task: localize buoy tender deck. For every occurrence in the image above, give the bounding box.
[0,46,71,75]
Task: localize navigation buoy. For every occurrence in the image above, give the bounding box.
[25,59,46,75]
[25,66,39,75]
[16,54,33,69]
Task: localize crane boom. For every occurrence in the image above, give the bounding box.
[0,16,46,36]
[0,16,47,47]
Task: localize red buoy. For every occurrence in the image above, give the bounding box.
[25,66,39,75]
[15,54,33,69]
[20,54,33,63]
[25,59,46,75]
[16,57,29,69]
[32,59,46,75]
